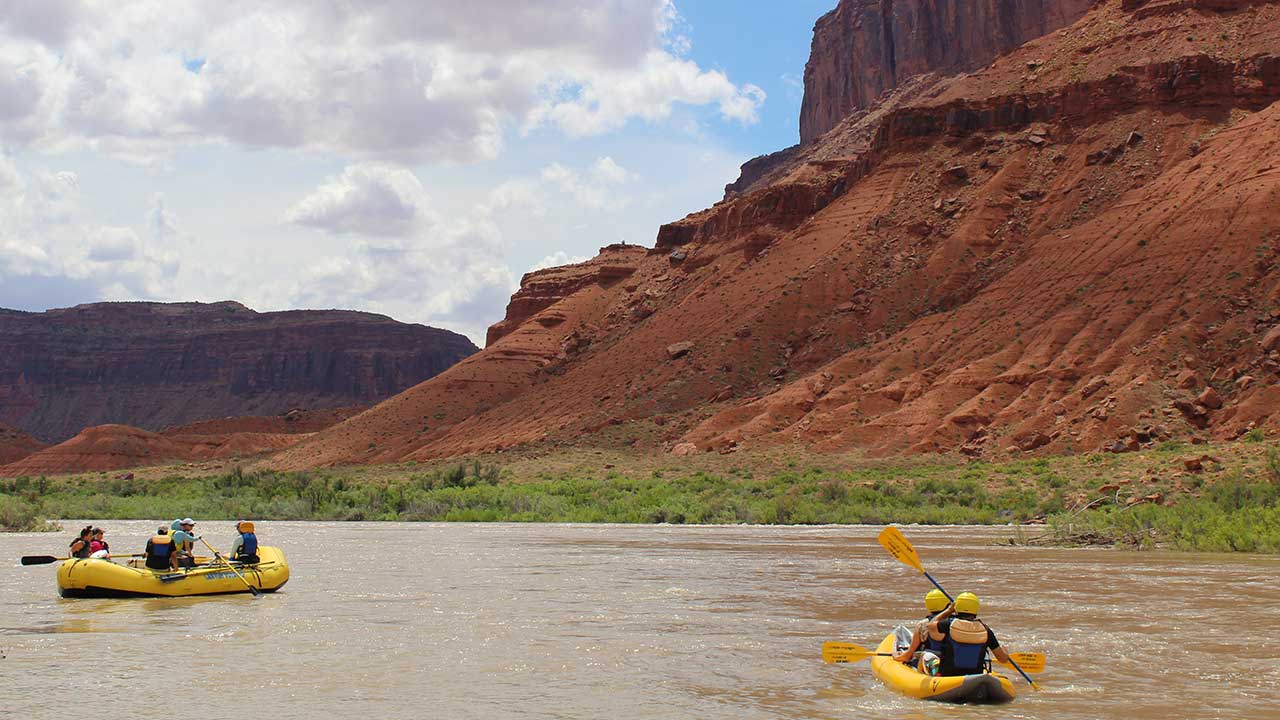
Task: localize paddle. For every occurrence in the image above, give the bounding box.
[822,641,894,664]
[197,536,260,597]
[823,640,1046,673]
[20,553,143,566]
[877,526,1041,690]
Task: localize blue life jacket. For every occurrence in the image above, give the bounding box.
[150,536,172,558]
[942,618,990,675]
[239,532,258,557]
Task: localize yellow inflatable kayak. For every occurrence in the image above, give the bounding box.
[870,630,1016,704]
[57,546,289,598]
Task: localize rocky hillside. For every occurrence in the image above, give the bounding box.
[254,0,1280,468]
[0,302,477,442]
[0,408,361,476]
[0,423,44,465]
[799,0,1097,143]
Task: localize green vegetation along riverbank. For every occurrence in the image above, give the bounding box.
[2,441,1277,552]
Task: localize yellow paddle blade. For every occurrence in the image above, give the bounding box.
[878,526,923,573]
[821,641,876,664]
[998,652,1046,674]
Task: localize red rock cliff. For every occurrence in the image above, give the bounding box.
[0,302,477,442]
[799,0,1096,143]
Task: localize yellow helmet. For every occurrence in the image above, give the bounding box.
[237,521,255,533]
[954,592,980,615]
[924,589,948,612]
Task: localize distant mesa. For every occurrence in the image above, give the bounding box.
[0,301,477,443]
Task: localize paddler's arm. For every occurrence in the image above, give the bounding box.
[992,646,1011,665]
[893,629,922,663]
[927,603,955,641]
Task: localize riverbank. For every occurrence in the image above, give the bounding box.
[3,440,1277,551]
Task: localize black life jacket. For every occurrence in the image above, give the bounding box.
[70,537,91,559]
[942,617,990,676]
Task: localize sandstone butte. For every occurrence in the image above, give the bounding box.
[254,0,1280,472]
[12,0,1280,478]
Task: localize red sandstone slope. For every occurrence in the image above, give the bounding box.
[264,0,1280,469]
[0,301,477,443]
[0,408,360,476]
[0,423,45,465]
[799,0,1096,143]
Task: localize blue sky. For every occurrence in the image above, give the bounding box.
[0,1,838,343]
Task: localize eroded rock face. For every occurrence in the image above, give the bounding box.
[799,0,1095,144]
[0,302,477,442]
[0,423,45,465]
[265,0,1280,469]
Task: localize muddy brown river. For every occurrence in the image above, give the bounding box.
[1,522,1276,719]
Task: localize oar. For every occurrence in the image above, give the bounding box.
[197,536,260,597]
[877,526,952,602]
[824,641,1047,673]
[20,553,143,566]
[999,652,1047,674]
[877,526,1041,690]
[822,641,894,664]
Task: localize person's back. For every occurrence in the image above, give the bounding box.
[927,592,1011,677]
[144,527,175,570]
[69,526,93,559]
[893,589,949,674]
[230,521,260,564]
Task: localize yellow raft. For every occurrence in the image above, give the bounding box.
[57,546,289,598]
[869,631,1016,704]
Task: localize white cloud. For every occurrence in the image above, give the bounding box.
[530,251,592,273]
[0,1,764,163]
[539,155,637,210]
[286,164,433,237]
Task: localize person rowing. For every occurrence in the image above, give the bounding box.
[926,592,1014,677]
[892,589,949,675]
[144,526,178,570]
[68,526,94,560]
[169,518,198,569]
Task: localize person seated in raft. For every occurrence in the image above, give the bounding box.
[69,526,94,560]
[892,589,949,675]
[925,592,1014,677]
[144,527,178,570]
[169,518,198,569]
[88,527,110,558]
[229,521,260,564]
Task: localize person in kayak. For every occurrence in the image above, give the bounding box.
[229,521,260,564]
[892,588,949,675]
[144,527,177,570]
[926,592,1013,676]
[170,518,198,569]
[69,526,94,559]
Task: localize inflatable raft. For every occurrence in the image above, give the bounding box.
[869,628,1016,704]
[57,546,289,598]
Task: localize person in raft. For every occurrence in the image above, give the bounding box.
[68,526,94,559]
[144,526,177,570]
[925,592,1014,677]
[169,518,198,569]
[229,521,259,564]
[88,527,110,558]
[892,589,950,675]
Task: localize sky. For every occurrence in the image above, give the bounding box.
[0,0,836,344]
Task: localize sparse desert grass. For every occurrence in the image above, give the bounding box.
[3,441,1277,552]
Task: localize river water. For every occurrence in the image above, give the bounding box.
[1,522,1276,719]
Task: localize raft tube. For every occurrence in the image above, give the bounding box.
[57,546,289,598]
[869,631,1016,704]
